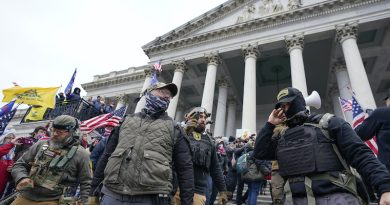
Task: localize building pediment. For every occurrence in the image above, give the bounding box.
[142,0,384,57]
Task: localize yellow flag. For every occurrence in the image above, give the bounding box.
[24,106,47,121]
[2,87,59,108]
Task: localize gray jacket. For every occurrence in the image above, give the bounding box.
[12,140,92,204]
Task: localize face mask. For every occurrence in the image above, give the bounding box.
[36,133,47,139]
[145,92,170,114]
[285,96,307,119]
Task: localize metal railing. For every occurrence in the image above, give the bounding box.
[21,99,102,123]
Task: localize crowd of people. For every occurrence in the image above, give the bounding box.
[55,88,116,115]
[0,82,389,205]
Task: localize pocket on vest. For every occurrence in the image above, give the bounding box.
[140,150,171,187]
[104,148,126,184]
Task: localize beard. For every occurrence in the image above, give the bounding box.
[194,124,205,133]
[49,136,71,149]
[49,140,65,149]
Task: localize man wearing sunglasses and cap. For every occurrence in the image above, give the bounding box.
[11,115,92,205]
[89,82,194,205]
[355,87,390,174]
[253,87,390,205]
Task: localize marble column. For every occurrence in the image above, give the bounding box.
[175,102,185,122]
[134,68,153,113]
[333,62,353,123]
[167,60,187,118]
[336,22,377,110]
[115,94,126,110]
[329,87,344,119]
[201,54,220,116]
[241,44,259,134]
[285,34,308,97]
[225,97,237,138]
[213,79,229,138]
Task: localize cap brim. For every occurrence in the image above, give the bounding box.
[384,96,389,101]
[160,83,178,97]
[275,96,297,108]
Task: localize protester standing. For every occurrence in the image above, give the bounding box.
[89,82,194,205]
[11,115,91,205]
[254,87,390,204]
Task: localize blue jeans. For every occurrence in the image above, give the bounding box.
[247,181,264,205]
[205,176,213,205]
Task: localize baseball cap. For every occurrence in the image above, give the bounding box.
[147,82,178,97]
[383,88,390,101]
[275,87,303,108]
[52,115,78,131]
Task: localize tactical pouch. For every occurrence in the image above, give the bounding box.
[57,146,78,169]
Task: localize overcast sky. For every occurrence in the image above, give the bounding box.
[0,0,226,107]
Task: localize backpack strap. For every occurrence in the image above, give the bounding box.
[301,113,366,205]
[304,113,351,174]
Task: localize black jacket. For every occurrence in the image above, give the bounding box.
[90,137,107,171]
[90,111,194,205]
[254,114,390,197]
[355,107,390,171]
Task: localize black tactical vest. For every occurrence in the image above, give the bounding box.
[187,132,213,172]
[276,125,344,177]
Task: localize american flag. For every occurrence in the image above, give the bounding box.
[339,97,352,112]
[80,106,127,133]
[352,96,378,155]
[153,60,162,72]
[0,100,16,118]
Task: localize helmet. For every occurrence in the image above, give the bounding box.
[185,107,210,121]
[52,115,79,132]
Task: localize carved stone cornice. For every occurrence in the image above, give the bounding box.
[217,78,229,87]
[336,22,359,44]
[172,60,188,73]
[143,0,383,56]
[205,53,221,66]
[242,44,259,60]
[285,34,304,52]
[142,0,250,50]
[288,0,301,10]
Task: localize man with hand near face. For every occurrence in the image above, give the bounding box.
[254,87,390,205]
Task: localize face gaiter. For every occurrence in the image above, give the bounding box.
[285,96,309,127]
[145,92,170,115]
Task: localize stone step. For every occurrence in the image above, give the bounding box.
[215,181,273,205]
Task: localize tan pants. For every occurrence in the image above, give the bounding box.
[174,189,206,205]
[11,195,59,205]
[271,170,285,205]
